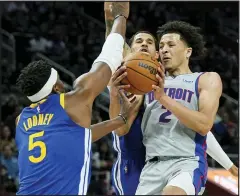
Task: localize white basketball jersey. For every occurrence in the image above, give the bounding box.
[141,72,207,161]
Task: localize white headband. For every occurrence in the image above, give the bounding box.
[27,68,58,102]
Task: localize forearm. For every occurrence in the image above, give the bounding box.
[206,131,233,170]
[90,116,125,142]
[109,95,121,119]
[159,95,211,136]
[105,15,131,58]
[110,16,126,39]
[105,16,113,39]
[109,94,129,135]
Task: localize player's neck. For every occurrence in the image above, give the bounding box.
[167,63,192,77]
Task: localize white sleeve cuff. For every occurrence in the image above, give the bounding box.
[93,33,124,74]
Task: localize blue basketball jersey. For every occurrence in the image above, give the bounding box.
[15,94,92,195]
[112,104,146,195]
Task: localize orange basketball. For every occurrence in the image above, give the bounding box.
[121,52,159,95]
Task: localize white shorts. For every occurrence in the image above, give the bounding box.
[166,172,195,195]
[135,157,207,195]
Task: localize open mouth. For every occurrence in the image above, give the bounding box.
[140,48,148,53]
[163,57,171,62]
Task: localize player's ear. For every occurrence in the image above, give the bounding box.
[155,51,159,60]
[53,84,60,94]
[53,80,65,94]
[186,47,192,59]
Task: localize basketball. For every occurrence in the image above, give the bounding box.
[121,52,159,95]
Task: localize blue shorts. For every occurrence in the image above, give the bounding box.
[112,157,145,195]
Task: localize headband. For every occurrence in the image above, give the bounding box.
[27,68,58,102]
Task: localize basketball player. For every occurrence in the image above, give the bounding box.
[135,21,223,195]
[109,31,238,195]
[14,2,139,195]
[104,4,238,195]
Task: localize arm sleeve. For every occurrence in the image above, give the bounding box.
[206,131,233,170]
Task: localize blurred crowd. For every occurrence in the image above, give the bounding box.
[0,2,238,195]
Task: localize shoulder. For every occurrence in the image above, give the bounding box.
[15,112,22,126]
[199,72,222,89]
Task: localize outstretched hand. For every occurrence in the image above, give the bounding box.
[109,2,130,19]
[104,2,114,21]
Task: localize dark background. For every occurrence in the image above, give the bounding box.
[0,2,238,195]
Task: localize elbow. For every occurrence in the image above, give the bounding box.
[92,136,99,143]
[196,123,213,136]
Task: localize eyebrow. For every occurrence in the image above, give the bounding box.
[159,40,176,45]
[135,38,154,42]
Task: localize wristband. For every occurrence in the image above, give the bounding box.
[114,14,127,20]
[118,114,127,124]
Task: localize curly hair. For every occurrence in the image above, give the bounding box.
[128,31,159,50]
[157,21,207,58]
[16,60,52,97]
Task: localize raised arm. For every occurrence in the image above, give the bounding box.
[104,2,131,58]
[65,2,129,127]
[104,2,142,136]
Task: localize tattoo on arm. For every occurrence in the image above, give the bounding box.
[105,18,131,57]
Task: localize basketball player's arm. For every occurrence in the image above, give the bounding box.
[64,14,127,127]
[90,116,128,142]
[72,16,126,103]
[108,67,144,136]
[109,94,143,136]
[68,2,130,107]
[206,131,238,177]
[91,90,138,142]
[158,72,222,136]
[105,2,131,58]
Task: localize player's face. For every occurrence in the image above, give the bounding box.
[131,33,158,59]
[159,33,192,71]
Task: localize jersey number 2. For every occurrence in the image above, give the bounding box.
[29,131,46,163]
[159,105,172,123]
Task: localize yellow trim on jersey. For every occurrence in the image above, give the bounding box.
[16,114,21,125]
[30,99,47,108]
[60,93,65,109]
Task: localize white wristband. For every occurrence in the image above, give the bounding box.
[206,131,233,170]
[93,33,124,74]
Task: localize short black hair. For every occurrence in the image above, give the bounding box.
[128,31,158,50]
[16,60,52,97]
[157,21,207,58]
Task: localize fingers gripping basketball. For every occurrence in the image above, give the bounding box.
[121,52,159,95]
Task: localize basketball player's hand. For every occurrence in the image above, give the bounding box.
[228,164,238,177]
[110,66,130,97]
[152,63,166,100]
[104,2,114,21]
[110,2,130,19]
[118,89,139,121]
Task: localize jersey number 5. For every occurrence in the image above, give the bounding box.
[29,131,46,163]
[159,105,172,123]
